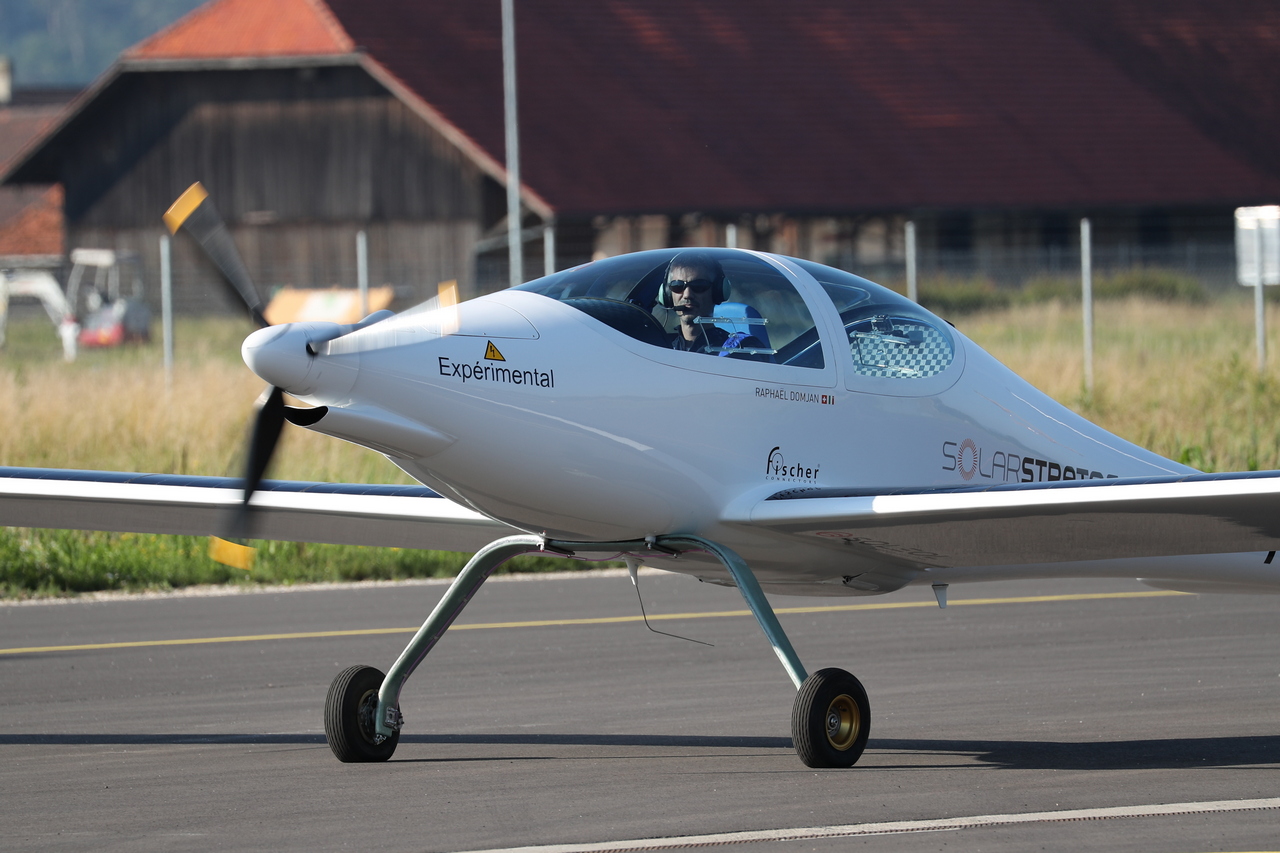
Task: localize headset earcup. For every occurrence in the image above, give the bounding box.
[717,276,731,303]
[658,281,672,308]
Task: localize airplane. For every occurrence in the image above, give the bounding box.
[3,182,1280,769]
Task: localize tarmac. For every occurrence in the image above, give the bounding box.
[2,570,1278,852]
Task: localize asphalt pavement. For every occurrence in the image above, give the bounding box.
[2,570,1278,852]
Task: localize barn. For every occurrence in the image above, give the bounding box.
[3,0,1280,312]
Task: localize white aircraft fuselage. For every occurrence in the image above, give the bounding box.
[20,187,1277,767]
[11,229,1280,766]
[240,249,1253,596]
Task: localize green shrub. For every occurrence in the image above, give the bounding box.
[918,276,1009,314]
[0,528,616,598]
[1014,269,1208,305]
[1095,269,1207,303]
[1018,275,1080,304]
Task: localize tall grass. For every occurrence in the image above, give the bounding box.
[955,298,1280,472]
[0,315,408,481]
[917,268,1208,315]
[4,296,1280,597]
[0,316,597,596]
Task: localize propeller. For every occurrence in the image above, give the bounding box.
[163,183,268,329]
[165,182,452,567]
[164,182,286,568]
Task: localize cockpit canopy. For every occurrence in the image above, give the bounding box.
[515,248,955,380]
[790,258,956,380]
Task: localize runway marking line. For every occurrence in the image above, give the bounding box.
[456,797,1280,853]
[0,589,1185,657]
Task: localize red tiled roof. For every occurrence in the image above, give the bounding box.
[0,184,63,255]
[22,0,1280,216]
[1046,0,1280,200]
[0,106,65,256]
[0,105,62,174]
[317,0,1280,214]
[127,0,352,59]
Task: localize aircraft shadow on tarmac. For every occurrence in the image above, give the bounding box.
[2,733,1279,770]
[867,736,1280,770]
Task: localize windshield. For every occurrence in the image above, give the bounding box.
[516,249,824,368]
[791,259,956,379]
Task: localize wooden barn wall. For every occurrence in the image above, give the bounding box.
[54,66,494,309]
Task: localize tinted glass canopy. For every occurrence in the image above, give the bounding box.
[790,259,956,380]
[515,250,956,380]
[516,249,825,368]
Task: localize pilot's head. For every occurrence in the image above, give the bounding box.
[662,251,728,316]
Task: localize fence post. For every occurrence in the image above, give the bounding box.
[160,233,173,389]
[356,229,369,317]
[1256,223,1267,371]
[502,0,523,287]
[543,223,555,277]
[1081,218,1093,394]
[905,220,918,302]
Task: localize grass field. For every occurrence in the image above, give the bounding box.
[956,297,1280,472]
[0,314,584,596]
[3,292,1280,597]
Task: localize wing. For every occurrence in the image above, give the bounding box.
[733,472,1280,567]
[0,467,512,553]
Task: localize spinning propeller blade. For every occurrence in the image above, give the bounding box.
[164,183,285,564]
[224,384,287,542]
[164,183,268,328]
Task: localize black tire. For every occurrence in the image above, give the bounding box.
[325,665,400,762]
[791,667,870,768]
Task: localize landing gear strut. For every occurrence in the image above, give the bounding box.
[322,533,870,767]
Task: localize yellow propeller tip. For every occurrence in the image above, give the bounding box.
[208,536,255,571]
[163,182,209,234]
[438,280,459,308]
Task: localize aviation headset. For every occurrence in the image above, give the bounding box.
[658,252,731,308]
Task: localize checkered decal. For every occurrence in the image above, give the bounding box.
[850,319,954,378]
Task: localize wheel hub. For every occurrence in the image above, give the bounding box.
[824,693,860,751]
[356,688,380,744]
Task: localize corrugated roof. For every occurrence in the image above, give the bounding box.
[1046,0,1280,198]
[127,0,353,59]
[14,0,1280,216]
[318,0,1280,214]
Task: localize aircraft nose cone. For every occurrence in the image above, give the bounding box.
[242,324,313,392]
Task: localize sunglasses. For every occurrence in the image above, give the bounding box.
[668,279,714,294]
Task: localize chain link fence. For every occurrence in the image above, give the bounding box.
[845,241,1239,295]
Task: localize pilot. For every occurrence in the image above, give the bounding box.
[661,251,763,357]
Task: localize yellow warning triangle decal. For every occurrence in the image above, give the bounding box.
[484,341,506,361]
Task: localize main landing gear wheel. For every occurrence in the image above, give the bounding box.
[791,667,870,768]
[325,665,399,762]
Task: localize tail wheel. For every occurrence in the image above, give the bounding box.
[325,665,400,762]
[791,667,870,768]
